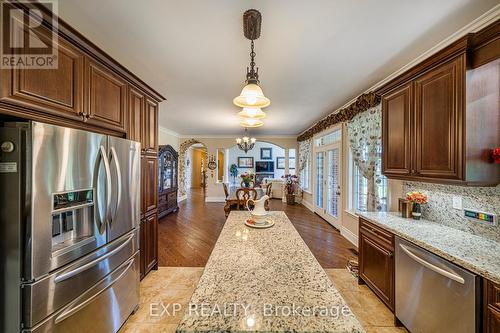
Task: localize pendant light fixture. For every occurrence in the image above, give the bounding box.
[237,107,266,119]
[236,128,257,153]
[233,9,270,109]
[240,118,264,128]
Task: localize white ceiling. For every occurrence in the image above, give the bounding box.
[58,0,498,136]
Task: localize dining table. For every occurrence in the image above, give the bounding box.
[224,187,265,218]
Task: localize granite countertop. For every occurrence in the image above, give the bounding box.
[358,211,500,284]
[177,211,364,333]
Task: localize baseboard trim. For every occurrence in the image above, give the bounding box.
[341,226,358,247]
[301,199,314,212]
[205,196,226,203]
[178,194,187,202]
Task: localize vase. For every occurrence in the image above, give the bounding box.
[243,181,250,188]
[286,194,295,205]
[412,203,422,220]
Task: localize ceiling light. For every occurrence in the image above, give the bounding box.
[238,107,266,119]
[240,118,264,128]
[233,9,270,109]
[236,128,257,153]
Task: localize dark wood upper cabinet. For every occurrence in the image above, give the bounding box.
[85,58,127,132]
[382,83,412,176]
[127,87,145,145]
[378,27,500,186]
[143,97,158,153]
[414,55,464,180]
[0,27,84,121]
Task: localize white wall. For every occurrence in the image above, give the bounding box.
[227,142,285,184]
[159,126,180,151]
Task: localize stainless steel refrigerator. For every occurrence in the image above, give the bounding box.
[0,121,141,332]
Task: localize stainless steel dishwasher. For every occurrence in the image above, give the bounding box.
[395,236,480,333]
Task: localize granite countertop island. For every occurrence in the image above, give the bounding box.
[358,211,500,284]
[176,211,364,332]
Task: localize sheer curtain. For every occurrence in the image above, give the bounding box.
[347,104,383,211]
[298,139,312,188]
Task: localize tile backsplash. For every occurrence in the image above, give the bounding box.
[402,181,500,241]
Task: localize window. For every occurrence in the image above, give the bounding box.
[315,130,341,147]
[300,157,310,191]
[350,145,388,212]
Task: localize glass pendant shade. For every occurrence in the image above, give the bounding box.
[240,118,264,128]
[237,107,266,119]
[233,83,270,108]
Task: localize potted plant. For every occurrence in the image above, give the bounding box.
[239,171,255,188]
[405,191,428,220]
[283,174,298,205]
[229,164,238,185]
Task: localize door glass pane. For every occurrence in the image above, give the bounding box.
[326,148,339,217]
[315,152,324,208]
[315,129,341,147]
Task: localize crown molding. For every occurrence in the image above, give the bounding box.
[297,4,500,138]
[159,126,181,138]
[179,134,298,139]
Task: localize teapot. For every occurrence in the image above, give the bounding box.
[246,195,269,223]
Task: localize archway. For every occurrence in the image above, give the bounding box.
[178,139,208,198]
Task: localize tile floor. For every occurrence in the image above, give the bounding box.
[119,267,407,333]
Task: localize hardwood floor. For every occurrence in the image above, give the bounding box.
[158,188,358,268]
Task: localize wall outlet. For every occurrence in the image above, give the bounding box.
[452,196,462,210]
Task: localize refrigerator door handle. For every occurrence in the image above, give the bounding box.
[54,256,135,324]
[109,146,122,226]
[399,243,465,284]
[54,232,135,283]
[99,145,112,225]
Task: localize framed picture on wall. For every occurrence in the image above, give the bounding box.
[260,148,272,160]
[238,157,254,168]
[276,157,285,169]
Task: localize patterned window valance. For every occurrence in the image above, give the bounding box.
[297,92,380,142]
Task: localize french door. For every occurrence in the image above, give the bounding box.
[313,130,342,229]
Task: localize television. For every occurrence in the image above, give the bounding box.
[255,161,274,173]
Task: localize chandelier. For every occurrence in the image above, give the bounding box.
[234,9,270,128]
[236,128,256,153]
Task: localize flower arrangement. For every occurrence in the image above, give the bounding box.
[282,174,299,205]
[405,191,428,205]
[492,147,500,164]
[239,171,254,186]
[282,174,299,195]
[405,191,428,220]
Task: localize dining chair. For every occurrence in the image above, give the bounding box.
[235,188,257,210]
[222,183,229,198]
[265,183,272,197]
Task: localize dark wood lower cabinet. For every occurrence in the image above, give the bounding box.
[140,212,158,279]
[484,279,500,333]
[359,218,395,312]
